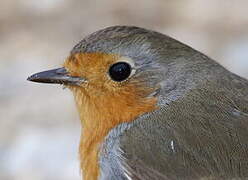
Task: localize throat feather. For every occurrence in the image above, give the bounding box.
[72,85,157,180]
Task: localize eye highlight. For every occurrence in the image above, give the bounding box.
[108,62,131,82]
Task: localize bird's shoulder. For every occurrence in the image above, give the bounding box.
[100,74,248,180]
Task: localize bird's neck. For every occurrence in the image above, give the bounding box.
[71,86,157,180]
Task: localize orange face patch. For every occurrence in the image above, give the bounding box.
[64,53,157,180]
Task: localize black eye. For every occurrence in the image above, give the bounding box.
[109,62,131,82]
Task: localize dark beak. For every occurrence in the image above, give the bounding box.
[27,67,86,85]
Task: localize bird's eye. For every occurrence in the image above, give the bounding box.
[109,62,132,82]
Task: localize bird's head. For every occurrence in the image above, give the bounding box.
[27,26,174,129]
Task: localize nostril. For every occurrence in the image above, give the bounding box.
[56,67,68,74]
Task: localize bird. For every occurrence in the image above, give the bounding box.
[27,26,248,180]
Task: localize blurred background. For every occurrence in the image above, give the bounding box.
[0,0,247,179]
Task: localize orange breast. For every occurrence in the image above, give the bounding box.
[74,86,157,180]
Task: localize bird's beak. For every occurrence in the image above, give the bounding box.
[27,67,86,85]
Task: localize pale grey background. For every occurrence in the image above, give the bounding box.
[0,0,248,179]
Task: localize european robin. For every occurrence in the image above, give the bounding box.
[28,26,248,180]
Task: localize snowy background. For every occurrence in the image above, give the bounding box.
[0,0,248,179]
